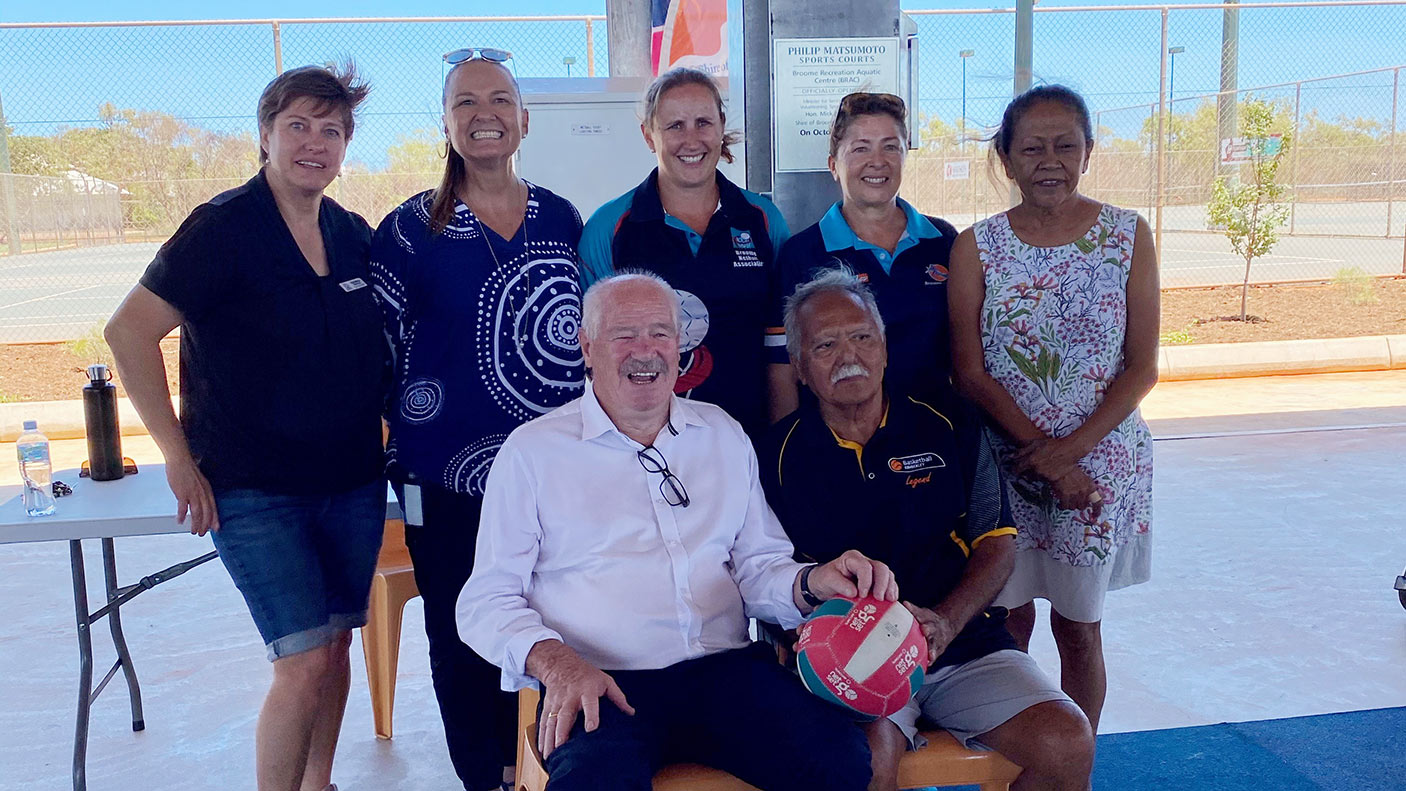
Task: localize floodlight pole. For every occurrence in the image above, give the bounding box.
[960,49,974,154]
[0,87,21,255]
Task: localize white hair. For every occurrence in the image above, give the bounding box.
[783,266,886,364]
[580,270,681,341]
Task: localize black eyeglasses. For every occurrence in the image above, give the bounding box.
[636,445,690,508]
[443,47,513,65]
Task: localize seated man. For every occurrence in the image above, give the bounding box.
[760,269,1095,791]
[458,271,898,791]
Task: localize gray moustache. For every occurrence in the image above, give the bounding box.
[622,356,668,376]
[831,364,870,384]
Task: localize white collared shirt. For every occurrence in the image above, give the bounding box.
[457,383,807,691]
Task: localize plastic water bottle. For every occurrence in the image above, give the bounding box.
[17,420,56,517]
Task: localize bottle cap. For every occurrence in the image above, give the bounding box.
[23,420,37,431]
[87,363,111,384]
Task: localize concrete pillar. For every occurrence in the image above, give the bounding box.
[747,0,903,231]
[607,0,654,78]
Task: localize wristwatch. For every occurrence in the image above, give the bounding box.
[799,563,824,608]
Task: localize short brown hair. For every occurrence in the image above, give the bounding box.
[256,62,370,164]
[829,92,908,158]
[641,67,739,164]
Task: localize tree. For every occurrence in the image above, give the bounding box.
[387,128,444,174]
[1205,97,1292,322]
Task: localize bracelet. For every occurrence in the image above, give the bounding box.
[799,563,824,608]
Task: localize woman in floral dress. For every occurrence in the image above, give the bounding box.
[948,85,1160,732]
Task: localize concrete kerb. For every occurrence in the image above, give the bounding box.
[1,396,176,443]
[1159,334,1406,381]
[3,335,1404,441]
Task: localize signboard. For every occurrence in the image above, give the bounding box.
[1219,134,1284,165]
[772,37,902,173]
[652,0,729,76]
[943,160,971,181]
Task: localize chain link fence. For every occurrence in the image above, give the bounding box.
[0,15,606,348]
[0,5,1403,352]
[902,1,1406,288]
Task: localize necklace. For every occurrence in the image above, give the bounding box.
[471,179,532,354]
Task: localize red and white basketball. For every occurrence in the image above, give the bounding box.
[796,595,927,719]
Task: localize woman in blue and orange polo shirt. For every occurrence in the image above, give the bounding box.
[774,92,961,414]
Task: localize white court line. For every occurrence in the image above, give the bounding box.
[1161,247,1347,264]
[0,284,107,312]
[1167,260,1346,273]
[0,317,113,329]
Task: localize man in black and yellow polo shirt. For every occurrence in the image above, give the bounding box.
[759,269,1095,791]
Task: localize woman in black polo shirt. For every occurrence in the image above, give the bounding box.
[774,92,960,413]
[106,65,386,791]
[579,67,792,439]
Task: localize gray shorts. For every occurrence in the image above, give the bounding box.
[888,649,1071,750]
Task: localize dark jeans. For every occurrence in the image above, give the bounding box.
[399,483,517,791]
[543,644,872,791]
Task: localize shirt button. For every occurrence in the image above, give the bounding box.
[868,473,875,480]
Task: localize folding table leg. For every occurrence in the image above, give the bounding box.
[101,538,145,731]
[69,539,91,791]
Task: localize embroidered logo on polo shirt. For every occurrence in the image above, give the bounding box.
[731,227,763,267]
[888,452,946,473]
[339,277,369,292]
[925,263,949,284]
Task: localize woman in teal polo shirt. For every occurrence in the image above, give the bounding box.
[774,92,960,414]
[579,67,791,439]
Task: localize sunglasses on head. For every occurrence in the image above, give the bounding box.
[443,47,513,65]
[840,92,905,110]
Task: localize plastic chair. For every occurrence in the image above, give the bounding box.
[360,518,420,740]
[513,686,1022,791]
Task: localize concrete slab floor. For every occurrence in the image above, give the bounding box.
[2,373,1404,789]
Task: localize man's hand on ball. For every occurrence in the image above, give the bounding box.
[903,603,958,667]
[809,550,899,603]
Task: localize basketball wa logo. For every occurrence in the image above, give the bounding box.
[888,452,945,473]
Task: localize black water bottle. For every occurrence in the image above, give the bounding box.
[83,363,124,481]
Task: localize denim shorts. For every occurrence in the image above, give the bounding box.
[212,478,386,661]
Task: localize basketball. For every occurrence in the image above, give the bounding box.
[796,595,927,719]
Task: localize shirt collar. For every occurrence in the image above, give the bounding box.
[823,399,890,450]
[818,198,941,254]
[579,379,708,444]
[629,168,749,225]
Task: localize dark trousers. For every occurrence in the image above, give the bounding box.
[543,644,872,791]
[400,483,517,791]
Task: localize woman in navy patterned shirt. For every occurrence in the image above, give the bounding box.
[369,51,584,791]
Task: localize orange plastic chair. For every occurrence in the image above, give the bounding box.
[513,686,1021,791]
[360,518,420,740]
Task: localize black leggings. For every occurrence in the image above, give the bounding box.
[401,483,516,791]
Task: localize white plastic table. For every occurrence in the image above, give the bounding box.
[0,465,399,791]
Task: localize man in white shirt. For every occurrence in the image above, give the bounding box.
[459,272,896,791]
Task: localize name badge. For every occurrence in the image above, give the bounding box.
[339,277,368,293]
[404,483,424,527]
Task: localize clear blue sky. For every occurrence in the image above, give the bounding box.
[4,1,1402,165]
[1,0,1330,23]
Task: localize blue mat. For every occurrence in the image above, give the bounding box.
[1093,707,1406,790]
